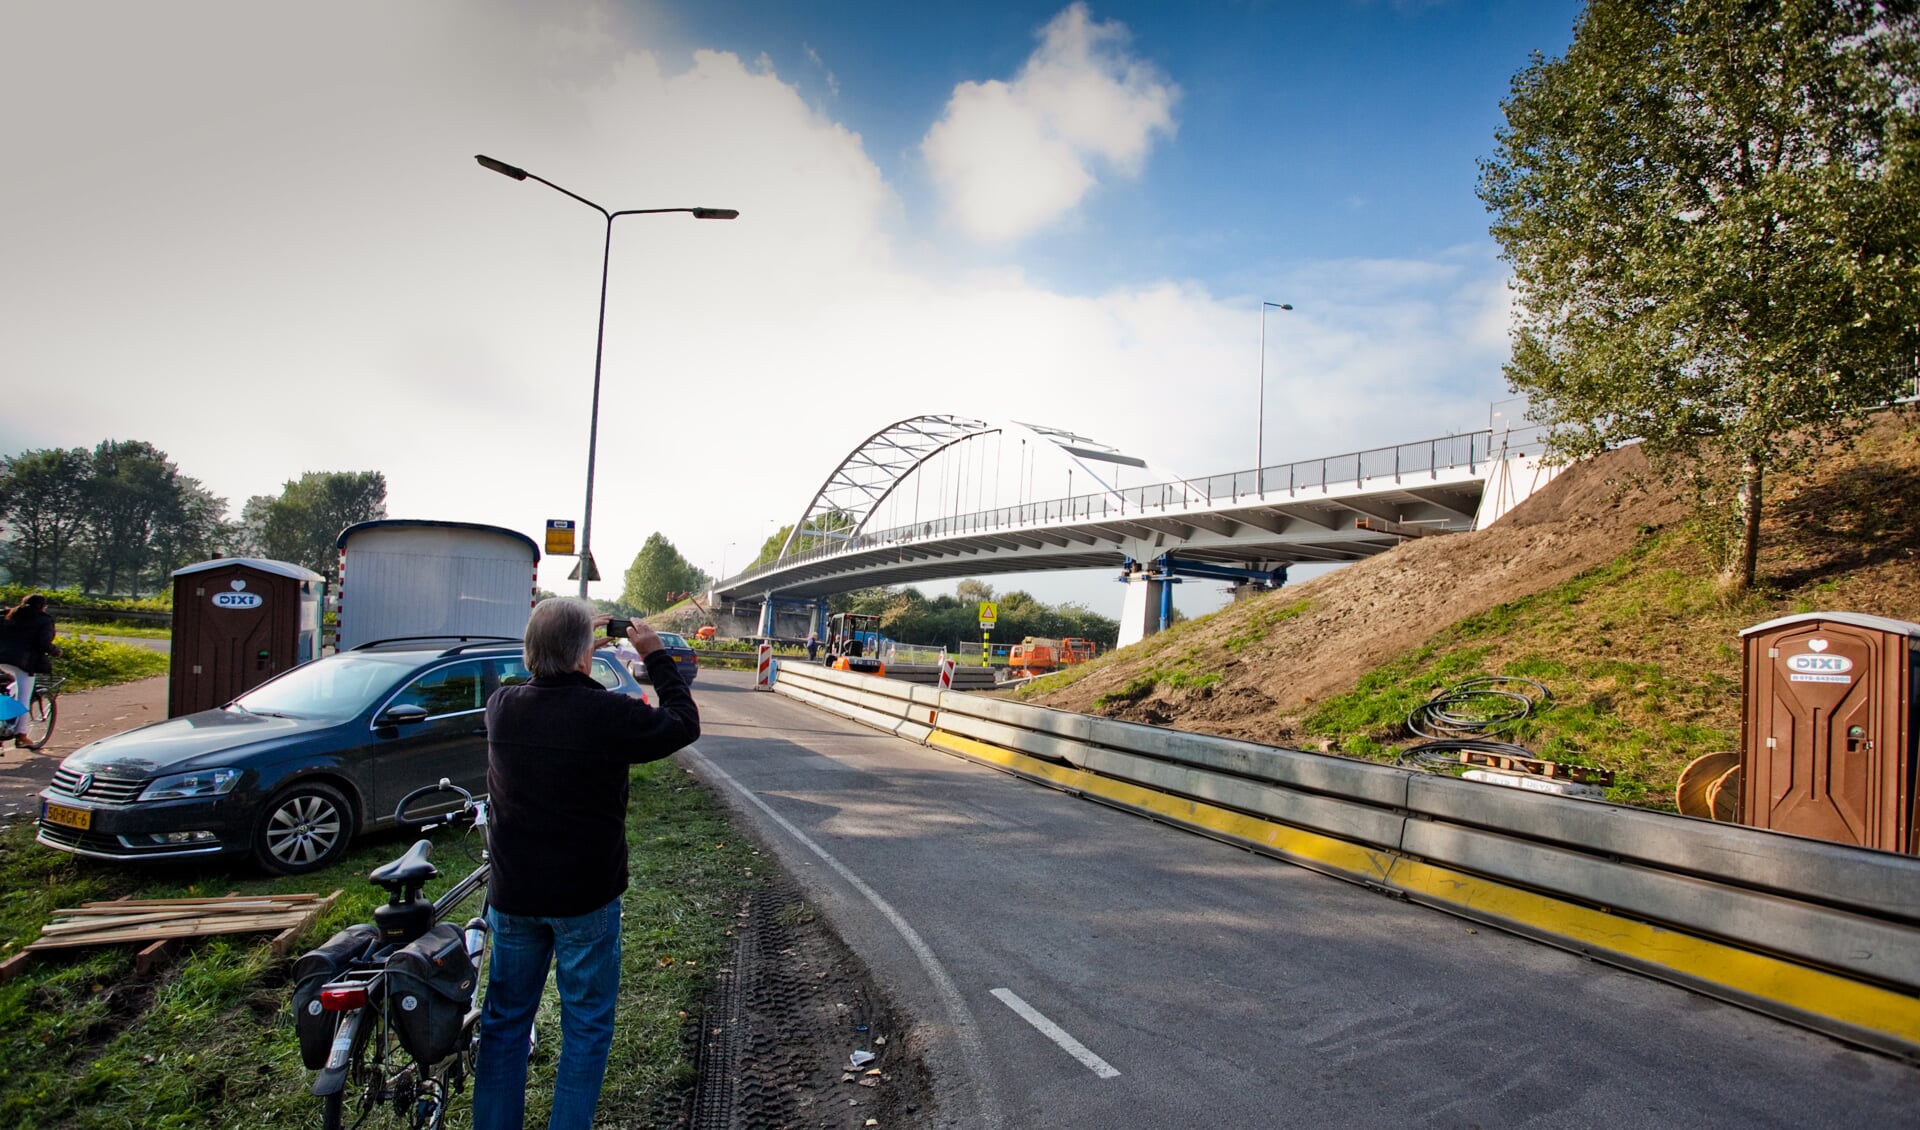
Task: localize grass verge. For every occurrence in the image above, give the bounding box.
[50,638,170,691]
[0,758,758,1128]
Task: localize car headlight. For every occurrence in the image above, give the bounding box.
[139,767,244,801]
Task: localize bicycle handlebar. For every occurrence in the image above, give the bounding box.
[393,778,480,829]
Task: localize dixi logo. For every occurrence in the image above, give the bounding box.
[1787,652,1852,674]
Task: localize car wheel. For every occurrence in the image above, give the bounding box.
[254,782,354,875]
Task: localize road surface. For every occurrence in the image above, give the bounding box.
[685,669,1920,1129]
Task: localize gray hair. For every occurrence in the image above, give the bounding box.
[524,597,594,678]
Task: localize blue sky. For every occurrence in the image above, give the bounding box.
[2,0,1583,616]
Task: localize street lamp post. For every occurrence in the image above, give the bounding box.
[1257,301,1292,495]
[475,154,738,598]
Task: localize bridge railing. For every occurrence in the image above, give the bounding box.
[725,425,1549,588]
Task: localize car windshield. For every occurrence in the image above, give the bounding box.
[232,652,423,721]
[657,632,689,649]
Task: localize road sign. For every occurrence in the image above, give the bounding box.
[566,552,600,582]
[545,519,576,556]
[978,601,997,630]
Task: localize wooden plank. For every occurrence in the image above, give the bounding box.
[25,915,314,950]
[42,905,318,934]
[76,894,321,909]
[272,890,343,959]
[0,952,32,985]
[63,899,305,915]
[134,938,178,975]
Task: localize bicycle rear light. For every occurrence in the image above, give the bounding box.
[319,984,369,1011]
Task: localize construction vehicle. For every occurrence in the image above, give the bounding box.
[1005,637,1097,678]
[826,611,886,676]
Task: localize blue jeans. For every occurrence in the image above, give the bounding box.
[473,897,623,1130]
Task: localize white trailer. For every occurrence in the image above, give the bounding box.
[333,520,540,650]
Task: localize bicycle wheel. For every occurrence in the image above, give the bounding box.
[21,690,55,751]
[321,1089,343,1130]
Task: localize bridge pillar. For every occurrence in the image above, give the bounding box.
[757,596,774,639]
[1116,568,1165,649]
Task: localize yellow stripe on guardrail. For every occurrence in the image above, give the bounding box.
[926,728,1920,1055]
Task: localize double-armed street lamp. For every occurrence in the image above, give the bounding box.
[475,154,738,598]
[1257,300,1292,496]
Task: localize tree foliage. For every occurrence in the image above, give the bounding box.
[1479,0,1920,588]
[241,471,387,579]
[622,533,709,614]
[828,580,1121,650]
[0,447,92,588]
[2,440,238,595]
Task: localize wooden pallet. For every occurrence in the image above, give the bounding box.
[0,891,341,982]
[1456,749,1614,786]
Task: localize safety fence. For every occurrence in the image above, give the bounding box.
[770,662,1920,1060]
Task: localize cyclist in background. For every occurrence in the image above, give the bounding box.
[0,594,60,747]
[474,597,700,1130]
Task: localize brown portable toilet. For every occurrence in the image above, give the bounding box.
[1739,612,1920,854]
[169,558,326,717]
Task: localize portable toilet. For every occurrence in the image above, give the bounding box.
[169,557,326,717]
[1739,612,1920,854]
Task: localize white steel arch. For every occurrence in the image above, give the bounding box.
[775,415,1182,563]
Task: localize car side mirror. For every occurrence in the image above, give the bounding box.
[377,704,430,727]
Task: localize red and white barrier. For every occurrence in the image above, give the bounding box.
[755,642,775,690]
[938,653,957,691]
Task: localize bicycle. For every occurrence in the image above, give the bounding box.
[293,779,493,1130]
[1,673,62,751]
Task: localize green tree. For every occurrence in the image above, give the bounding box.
[621,533,706,613]
[83,439,187,596]
[0,447,93,587]
[150,477,239,579]
[1479,0,1920,590]
[251,471,388,579]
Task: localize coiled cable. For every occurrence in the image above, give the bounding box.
[1393,677,1553,772]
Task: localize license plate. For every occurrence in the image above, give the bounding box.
[43,802,91,831]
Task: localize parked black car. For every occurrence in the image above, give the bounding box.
[36,638,650,874]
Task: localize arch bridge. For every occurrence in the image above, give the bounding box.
[711,413,1549,646]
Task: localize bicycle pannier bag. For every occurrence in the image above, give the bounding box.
[382,921,477,1064]
[291,923,379,1069]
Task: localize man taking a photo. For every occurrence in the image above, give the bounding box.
[474,598,701,1130]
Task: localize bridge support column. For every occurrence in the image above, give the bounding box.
[757,595,774,639]
[1116,567,1165,649]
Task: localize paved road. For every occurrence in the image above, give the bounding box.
[685,669,1920,1129]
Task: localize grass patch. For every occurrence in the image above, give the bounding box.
[1224,598,1311,654]
[50,638,170,691]
[0,758,757,1128]
[69,624,172,640]
[1300,531,1745,807]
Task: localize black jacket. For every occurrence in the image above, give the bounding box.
[0,610,57,674]
[483,650,700,917]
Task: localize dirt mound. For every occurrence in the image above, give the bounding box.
[1032,442,1695,737]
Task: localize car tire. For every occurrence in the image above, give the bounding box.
[254,781,354,875]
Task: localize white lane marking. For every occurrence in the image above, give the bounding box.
[684,746,1006,1129]
[990,987,1122,1079]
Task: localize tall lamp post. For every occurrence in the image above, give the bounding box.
[1257,301,1292,495]
[475,154,738,598]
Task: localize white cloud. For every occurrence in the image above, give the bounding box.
[0,0,1508,612]
[920,3,1178,243]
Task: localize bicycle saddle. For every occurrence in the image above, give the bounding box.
[369,839,439,888]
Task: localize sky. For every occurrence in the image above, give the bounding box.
[2,0,1582,619]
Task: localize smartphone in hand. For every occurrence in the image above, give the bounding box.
[607,618,632,637]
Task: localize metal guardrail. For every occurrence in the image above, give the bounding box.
[724,425,1548,590]
[771,663,1920,1059]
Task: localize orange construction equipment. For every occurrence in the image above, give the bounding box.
[1006,637,1098,678]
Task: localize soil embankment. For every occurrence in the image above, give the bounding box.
[1027,413,1920,797]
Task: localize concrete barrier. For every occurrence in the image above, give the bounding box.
[769,662,1920,1058]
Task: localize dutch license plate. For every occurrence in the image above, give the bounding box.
[43,801,91,831]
